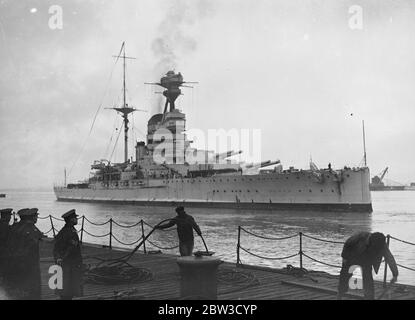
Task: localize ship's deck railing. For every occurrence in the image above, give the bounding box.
[37,214,179,254]
[36,214,414,288]
[236,226,415,287]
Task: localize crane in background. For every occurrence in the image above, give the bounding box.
[370,167,405,191]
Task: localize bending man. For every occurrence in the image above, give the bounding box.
[337,231,398,300]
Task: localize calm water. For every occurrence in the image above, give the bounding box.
[1,190,414,285]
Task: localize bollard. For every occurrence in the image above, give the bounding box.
[176,256,222,300]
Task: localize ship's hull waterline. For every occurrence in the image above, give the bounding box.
[54,168,373,213]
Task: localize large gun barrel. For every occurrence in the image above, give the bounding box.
[244,160,281,170]
[213,150,243,162]
[260,160,281,168]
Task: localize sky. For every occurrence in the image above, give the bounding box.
[0,0,415,189]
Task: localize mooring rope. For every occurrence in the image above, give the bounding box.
[389,236,415,246]
[217,268,260,295]
[84,262,153,285]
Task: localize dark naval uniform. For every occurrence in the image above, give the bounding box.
[53,209,83,299]
[338,231,398,299]
[0,208,13,278]
[4,208,42,300]
[156,206,202,256]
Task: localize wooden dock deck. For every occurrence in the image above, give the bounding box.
[38,238,415,300]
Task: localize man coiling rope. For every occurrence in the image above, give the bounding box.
[84,207,205,285]
[155,206,203,256]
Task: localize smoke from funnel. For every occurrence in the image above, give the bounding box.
[150,0,213,114]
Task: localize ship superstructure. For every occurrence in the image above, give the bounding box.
[54,46,372,212]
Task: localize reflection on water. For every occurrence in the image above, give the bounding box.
[1,190,414,285]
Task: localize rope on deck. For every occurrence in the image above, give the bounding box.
[84,262,153,285]
[217,268,260,295]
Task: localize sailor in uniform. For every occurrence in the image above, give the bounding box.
[155,206,202,256]
[0,208,13,280]
[337,231,399,299]
[4,208,42,300]
[53,209,83,300]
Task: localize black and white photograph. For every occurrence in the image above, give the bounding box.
[0,0,415,309]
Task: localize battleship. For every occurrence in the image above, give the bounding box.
[54,45,372,212]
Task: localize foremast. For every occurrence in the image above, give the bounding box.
[108,42,145,163]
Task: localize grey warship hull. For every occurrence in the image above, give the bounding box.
[54,168,372,212]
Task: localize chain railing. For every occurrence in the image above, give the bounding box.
[36,214,178,253]
[35,215,415,286]
[236,226,415,286]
